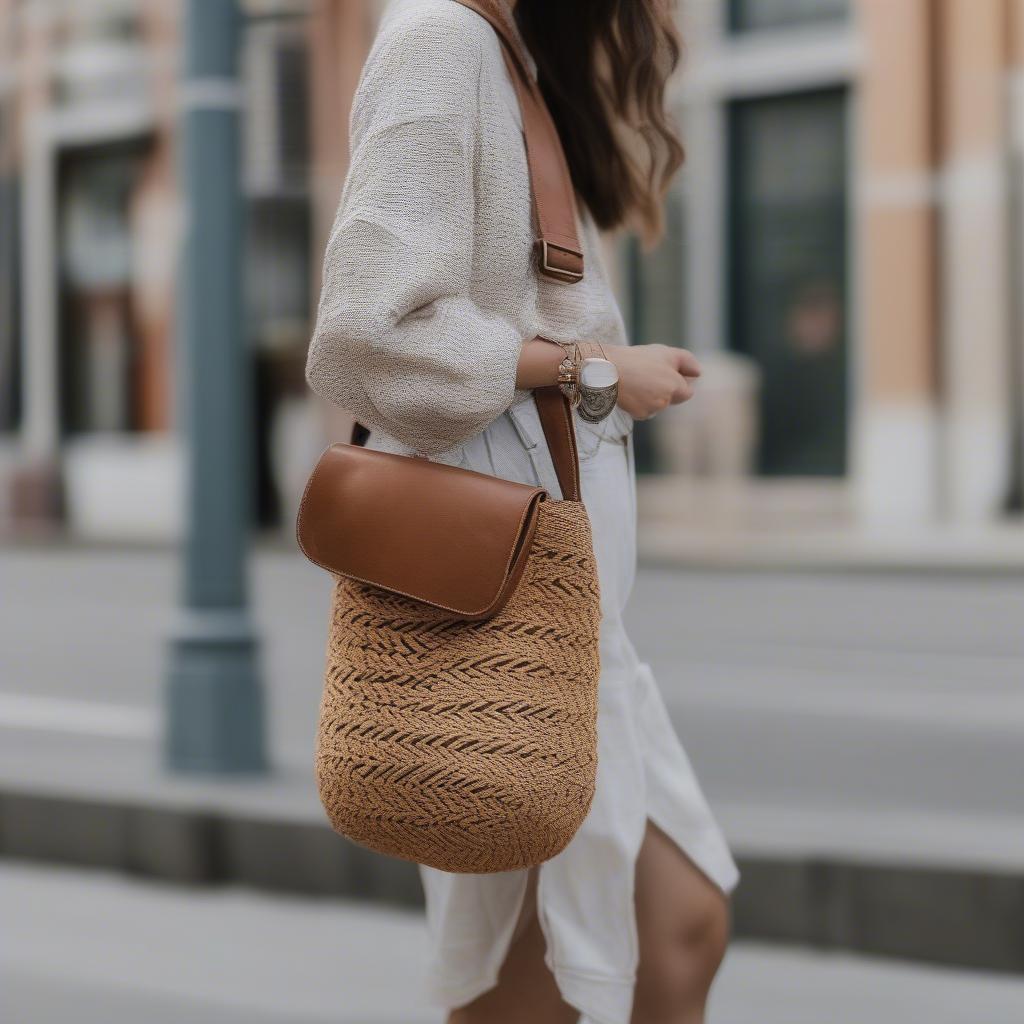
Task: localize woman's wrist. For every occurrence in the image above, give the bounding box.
[534,339,591,407]
[515,337,566,389]
[515,337,619,393]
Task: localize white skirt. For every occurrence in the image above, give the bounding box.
[376,401,740,1024]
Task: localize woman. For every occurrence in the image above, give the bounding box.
[306,0,739,1021]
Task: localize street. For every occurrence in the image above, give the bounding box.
[2,545,1024,1018]
[3,544,1022,866]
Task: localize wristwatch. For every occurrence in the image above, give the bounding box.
[552,340,620,423]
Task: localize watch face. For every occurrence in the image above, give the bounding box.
[580,357,618,388]
[578,358,619,423]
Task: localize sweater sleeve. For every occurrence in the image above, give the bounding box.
[305,4,523,456]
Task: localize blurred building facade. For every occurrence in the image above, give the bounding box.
[633,0,1024,532]
[1,0,1023,539]
[0,0,383,537]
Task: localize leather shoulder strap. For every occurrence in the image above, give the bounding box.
[353,0,585,501]
[352,388,581,503]
[534,385,581,502]
[452,0,584,285]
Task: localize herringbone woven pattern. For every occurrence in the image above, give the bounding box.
[316,499,601,873]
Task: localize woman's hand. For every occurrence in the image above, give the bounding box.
[605,344,701,421]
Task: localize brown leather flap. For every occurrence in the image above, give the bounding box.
[297,445,548,620]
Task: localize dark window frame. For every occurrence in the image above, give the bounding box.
[726,85,851,477]
[728,0,849,34]
[0,173,21,433]
[625,182,687,474]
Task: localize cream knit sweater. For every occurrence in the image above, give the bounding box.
[306,0,628,457]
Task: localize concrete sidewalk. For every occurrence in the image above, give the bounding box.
[6,862,1024,1024]
[635,478,1024,572]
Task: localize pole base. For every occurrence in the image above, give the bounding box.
[165,610,268,775]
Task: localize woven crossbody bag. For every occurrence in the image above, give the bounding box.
[296,0,601,874]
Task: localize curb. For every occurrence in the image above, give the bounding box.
[3,788,1022,974]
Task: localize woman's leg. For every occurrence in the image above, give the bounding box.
[448,870,579,1024]
[631,822,730,1024]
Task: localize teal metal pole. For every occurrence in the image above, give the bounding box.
[165,0,267,773]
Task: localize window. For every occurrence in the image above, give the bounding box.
[246,194,313,526]
[0,171,19,433]
[243,27,310,194]
[245,196,311,347]
[626,186,686,350]
[275,37,310,187]
[55,6,145,107]
[728,89,849,476]
[57,142,146,435]
[625,186,685,473]
[730,0,849,33]
[241,24,312,525]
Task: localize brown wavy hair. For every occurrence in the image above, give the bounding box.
[515,0,684,241]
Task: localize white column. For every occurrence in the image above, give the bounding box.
[852,170,941,527]
[936,2,1013,523]
[853,0,941,527]
[938,153,1012,521]
[676,0,727,355]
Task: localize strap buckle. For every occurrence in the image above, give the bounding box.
[538,240,585,284]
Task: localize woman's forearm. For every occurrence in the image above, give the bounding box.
[516,338,565,389]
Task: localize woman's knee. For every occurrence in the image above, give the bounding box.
[668,887,729,979]
[685,889,730,980]
[633,889,730,1021]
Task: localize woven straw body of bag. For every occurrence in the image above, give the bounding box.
[298,388,602,873]
[317,495,599,873]
[298,0,604,873]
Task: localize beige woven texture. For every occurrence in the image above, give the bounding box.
[316,499,601,873]
[305,0,628,460]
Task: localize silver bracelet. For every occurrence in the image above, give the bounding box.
[577,343,619,424]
